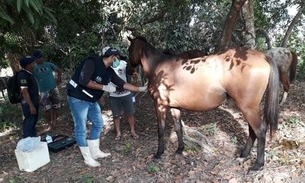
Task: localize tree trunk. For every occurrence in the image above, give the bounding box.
[241,0,256,49]
[256,29,272,49]
[216,0,247,52]
[7,53,20,74]
[281,4,304,47]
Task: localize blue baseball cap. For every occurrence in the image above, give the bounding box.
[103,47,123,57]
[33,50,43,58]
[20,56,35,68]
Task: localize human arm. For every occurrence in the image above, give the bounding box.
[79,59,116,92]
[20,87,37,114]
[111,69,147,93]
[54,67,63,85]
[123,82,147,92]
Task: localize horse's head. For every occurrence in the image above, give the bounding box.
[127,36,147,68]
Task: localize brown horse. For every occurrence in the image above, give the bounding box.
[127,36,279,170]
[176,49,206,59]
[265,47,298,105]
[163,49,206,59]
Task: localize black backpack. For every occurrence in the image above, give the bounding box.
[7,71,22,104]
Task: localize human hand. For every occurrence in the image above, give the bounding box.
[103,85,116,92]
[29,105,37,114]
[138,85,147,92]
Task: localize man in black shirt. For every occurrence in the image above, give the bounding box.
[67,48,147,167]
[18,57,39,138]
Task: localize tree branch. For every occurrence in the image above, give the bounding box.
[256,29,272,49]
[281,4,304,47]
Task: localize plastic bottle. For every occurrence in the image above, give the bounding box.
[46,133,53,144]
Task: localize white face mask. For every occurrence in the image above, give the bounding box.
[112,59,120,68]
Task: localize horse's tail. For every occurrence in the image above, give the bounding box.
[289,51,298,83]
[264,55,280,139]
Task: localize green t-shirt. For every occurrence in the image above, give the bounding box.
[33,62,57,92]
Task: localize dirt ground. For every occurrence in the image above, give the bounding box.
[0,80,305,183]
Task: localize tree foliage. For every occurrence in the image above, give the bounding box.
[0,0,304,77]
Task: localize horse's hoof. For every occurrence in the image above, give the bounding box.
[240,149,251,158]
[240,153,248,158]
[250,163,264,171]
[154,154,162,159]
[175,149,183,154]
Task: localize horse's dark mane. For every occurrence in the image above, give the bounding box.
[135,36,147,42]
[134,36,176,63]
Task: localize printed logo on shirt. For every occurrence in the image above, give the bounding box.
[95,76,102,83]
[38,67,49,72]
[20,79,27,84]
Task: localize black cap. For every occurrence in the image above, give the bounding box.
[20,57,34,68]
[32,50,43,58]
[103,47,122,57]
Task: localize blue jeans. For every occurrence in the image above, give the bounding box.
[67,96,104,146]
[21,100,39,138]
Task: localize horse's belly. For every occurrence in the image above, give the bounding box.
[166,87,227,111]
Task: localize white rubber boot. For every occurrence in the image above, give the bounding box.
[87,139,111,159]
[79,146,101,167]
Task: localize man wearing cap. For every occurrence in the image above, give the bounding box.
[18,56,39,138]
[66,47,147,167]
[32,50,63,130]
[102,47,140,141]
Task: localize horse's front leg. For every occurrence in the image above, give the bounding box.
[154,103,167,159]
[170,108,184,154]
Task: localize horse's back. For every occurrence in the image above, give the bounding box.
[265,47,293,72]
[159,48,271,110]
[216,48,271,99]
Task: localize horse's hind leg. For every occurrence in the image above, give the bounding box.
[240,124,256,157]
[170,108,184,154]
[240,107,267,170]
[279,71,289,105]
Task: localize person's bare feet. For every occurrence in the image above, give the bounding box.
[115,135,121,141]
[131,132,139,139]
[115,133,121,141]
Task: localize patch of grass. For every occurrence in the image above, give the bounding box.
[75,174,94,183]
[124,142,132,153]
[231,136,238,144]
[0,121,18,131]
[288,117,304,127]
[0,101,22,133]
[279,117,305,130]
[203,123,217,135]
[185,146,199,152]
[147,164,159,173]
[9,179,18,183]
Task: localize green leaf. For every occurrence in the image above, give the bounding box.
[29,0,43,14]
[24,0,29,7]
[17,0,23,13]
[43,6,57,25]
[33,16,41,29]
[23,5,34,24]
[0,7,15,24]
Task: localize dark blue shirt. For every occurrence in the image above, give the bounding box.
[17,69,39,106]
[67,55,126,102]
